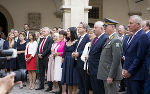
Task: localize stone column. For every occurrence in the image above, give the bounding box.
[147,0,150,11]
[61,0,92,29]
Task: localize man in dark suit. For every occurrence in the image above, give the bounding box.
[14,30,20,44]
[143,20,150,94]
[122,15,149,94]
[0,33,9,70]
[23,24,30,42]
[88,21,108,94]
[72,22,90,94]
[36,27,53,91]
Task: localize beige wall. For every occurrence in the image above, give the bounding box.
[1,0,150,31]
[0,0,62,32]
[89,0,150,27]
[140,0,150,20]
[103,0,150,26]
[103,0,129,26]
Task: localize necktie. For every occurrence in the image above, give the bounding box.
[94,37,98,44]
[40,38,46,54]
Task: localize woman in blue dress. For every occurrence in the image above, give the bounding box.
[5,32,17,72]
[61,27,78,94]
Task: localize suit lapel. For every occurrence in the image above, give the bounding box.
[102,33,117,49]
[127,30,142,48]
[103,39,111,48]
[147,31,150,37]
[90,37,97,51]
[90,34,106,53]
[77,34,87,48]
[124,30,143,55]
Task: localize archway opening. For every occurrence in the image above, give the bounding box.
[0,12,8,37]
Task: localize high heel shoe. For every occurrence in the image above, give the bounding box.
[19,86,23,89]
[29,83,32,89]
[23,84,26,87]
[30,83,35,90]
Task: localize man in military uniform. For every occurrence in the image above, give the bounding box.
[97,18,123,94]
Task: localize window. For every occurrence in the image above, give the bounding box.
[88,7,99,19]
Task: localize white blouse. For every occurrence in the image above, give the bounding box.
[25,41,38,57]
[81,42,90,70]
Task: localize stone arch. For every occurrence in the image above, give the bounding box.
[0,4,14,33]
[52,0,63,18]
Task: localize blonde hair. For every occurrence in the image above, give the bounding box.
[35,31,40,42]
[7,32,15,48]
[19,32,26,39]
[53,33,59,42]
[87,28,94,34]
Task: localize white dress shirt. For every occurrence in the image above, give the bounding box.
[81,42,90,70]
[26,31,29,39]
[75,33,87,52]
[39,36,48,53]
[146,30,150,34]
[15,37,18,42]
[25,41,38,57]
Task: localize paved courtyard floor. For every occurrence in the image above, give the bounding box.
[10,86,126,94]
[10,82,126,94]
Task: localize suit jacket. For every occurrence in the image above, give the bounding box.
[37,36,54,62]
[145,31,150,72]
[76,34,90,69]
[3,40,9,50]
[123,29,149,80]
[88,33,108,75]
[97,33,123,80]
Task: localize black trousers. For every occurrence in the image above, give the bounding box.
[90,75,105,94]
[126,80,144,94]
[119,78,126,89]
[76,68,86,94]
[39,58,48,88]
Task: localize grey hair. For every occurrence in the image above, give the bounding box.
[95,21,104,32]
[119,25,125,30]
[80,22,90,32]
[42,27,52,34]
[53,33,59,42]
[14,29,19,32]
[130,15,143,27]
[143,20,150,29]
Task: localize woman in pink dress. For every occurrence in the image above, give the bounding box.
[47,33,59,92]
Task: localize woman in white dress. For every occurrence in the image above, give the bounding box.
[53,30,67,93]
[46,33,59,92]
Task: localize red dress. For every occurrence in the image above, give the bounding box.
[26,44,37,70]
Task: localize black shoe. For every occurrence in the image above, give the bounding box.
[23,84,26,87]
[45,88,52,92]
[118,87,126,92]
[55,90,61,94]
[35,87,44,90]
